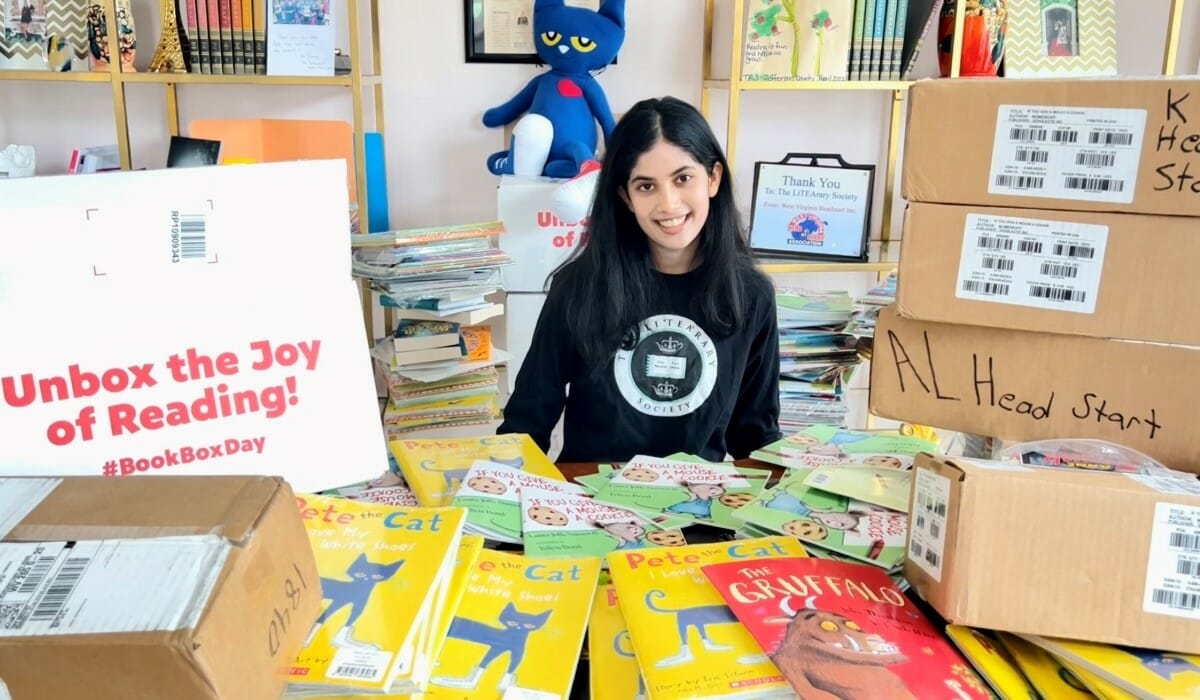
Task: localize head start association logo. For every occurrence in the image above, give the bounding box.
[788,212,826,247]
[613,314,718,417]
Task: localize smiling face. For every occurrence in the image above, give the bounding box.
[619,139,722,274]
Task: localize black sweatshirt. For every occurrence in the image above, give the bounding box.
[498,265,782,463]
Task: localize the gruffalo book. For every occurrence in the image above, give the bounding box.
[701,556,991,700]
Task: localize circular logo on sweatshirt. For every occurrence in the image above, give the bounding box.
[613,314,718,416]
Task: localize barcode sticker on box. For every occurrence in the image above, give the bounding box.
[0,478,60,541]
[908,468,951,582]
[1144,502,1200,621]
[0,535,230,636]
[1128,474,1200,497]
[989,105,1145,203]
[956,214,1108,314]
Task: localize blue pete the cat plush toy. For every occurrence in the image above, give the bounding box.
[483,0,625,180]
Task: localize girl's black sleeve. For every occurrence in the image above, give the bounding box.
[496,285,577,455]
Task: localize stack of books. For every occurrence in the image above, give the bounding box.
[774,288,860,430]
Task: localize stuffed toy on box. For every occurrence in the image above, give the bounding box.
[482,0,625,180]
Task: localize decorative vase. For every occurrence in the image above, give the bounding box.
[937,0,1007,77]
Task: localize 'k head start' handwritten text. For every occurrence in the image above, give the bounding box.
[1,339,321,446]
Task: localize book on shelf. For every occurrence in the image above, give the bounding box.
[742,0,855,81]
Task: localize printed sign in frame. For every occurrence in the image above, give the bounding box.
[747,152,873,262]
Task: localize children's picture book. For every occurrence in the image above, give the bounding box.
[803,465,913,513]
[522,484,689,561]
[389,433,564,506]
[733,467,908,569]
[407,534,486,691]
[753,425,939,470]
[606,536,809,700]
[449,460,584,543]
[591,456,771,530]
[287,494,466,695]
[741,0,855,81]
[320,468,420,507]
[944,625,1039,699]
[1018,634,1200,699]
[588,583,647,700]
[427,548,601,699]
[994,632,1096,700]
[702,557,992,700]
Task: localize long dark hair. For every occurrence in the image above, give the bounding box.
[547,96,761,365]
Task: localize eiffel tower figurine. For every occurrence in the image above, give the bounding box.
[149,0,188,73]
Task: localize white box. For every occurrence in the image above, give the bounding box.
[497,176,586,292]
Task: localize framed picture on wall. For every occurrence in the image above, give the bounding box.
[746,153,873,262]
[1005,0,1117,78]
[464,0,613,64]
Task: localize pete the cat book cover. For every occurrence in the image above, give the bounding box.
[288,494,466,695]
[701,557,991,700]
[426,547,601,699]
[606,535,809,700]
[389,433,564,506]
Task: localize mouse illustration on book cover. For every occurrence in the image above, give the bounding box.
[303,553,405,650]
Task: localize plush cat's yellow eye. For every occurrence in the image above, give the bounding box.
[845,621,861,631]
[820,620,839,632]
[540,31,561,46]
[571,36,597,52]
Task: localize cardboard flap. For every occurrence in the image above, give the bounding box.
[7,476,283,544]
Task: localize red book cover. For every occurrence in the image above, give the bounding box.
[701,557,991,700]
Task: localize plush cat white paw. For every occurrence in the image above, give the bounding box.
[551,159,601,224]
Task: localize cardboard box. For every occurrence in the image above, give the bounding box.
[905,452,1200,654]
[903,77,1200,216]
[897,201,1200,345]
[869,306,1200,475]
[0,475,319,700]
[497,176,586,293]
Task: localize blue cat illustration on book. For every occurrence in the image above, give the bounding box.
[614,630,648,699]
[644,589,764,668]
[481,0,625,178]
[304,554,404,650]
[1123,647,1200,680]
[431,602,552,690]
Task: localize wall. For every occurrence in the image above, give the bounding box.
[3,1,1195,224]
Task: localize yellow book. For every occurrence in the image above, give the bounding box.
[389,434,564,506]
[995,632,1097,699]
[606,536,808,700]
[589,583,647,700]
[288,495,466,695]
[398,534,486,694]
[426,548,601,698]
[944,625,1036,699]
[1019,634,1200,700]
[1060,661,1140,700]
